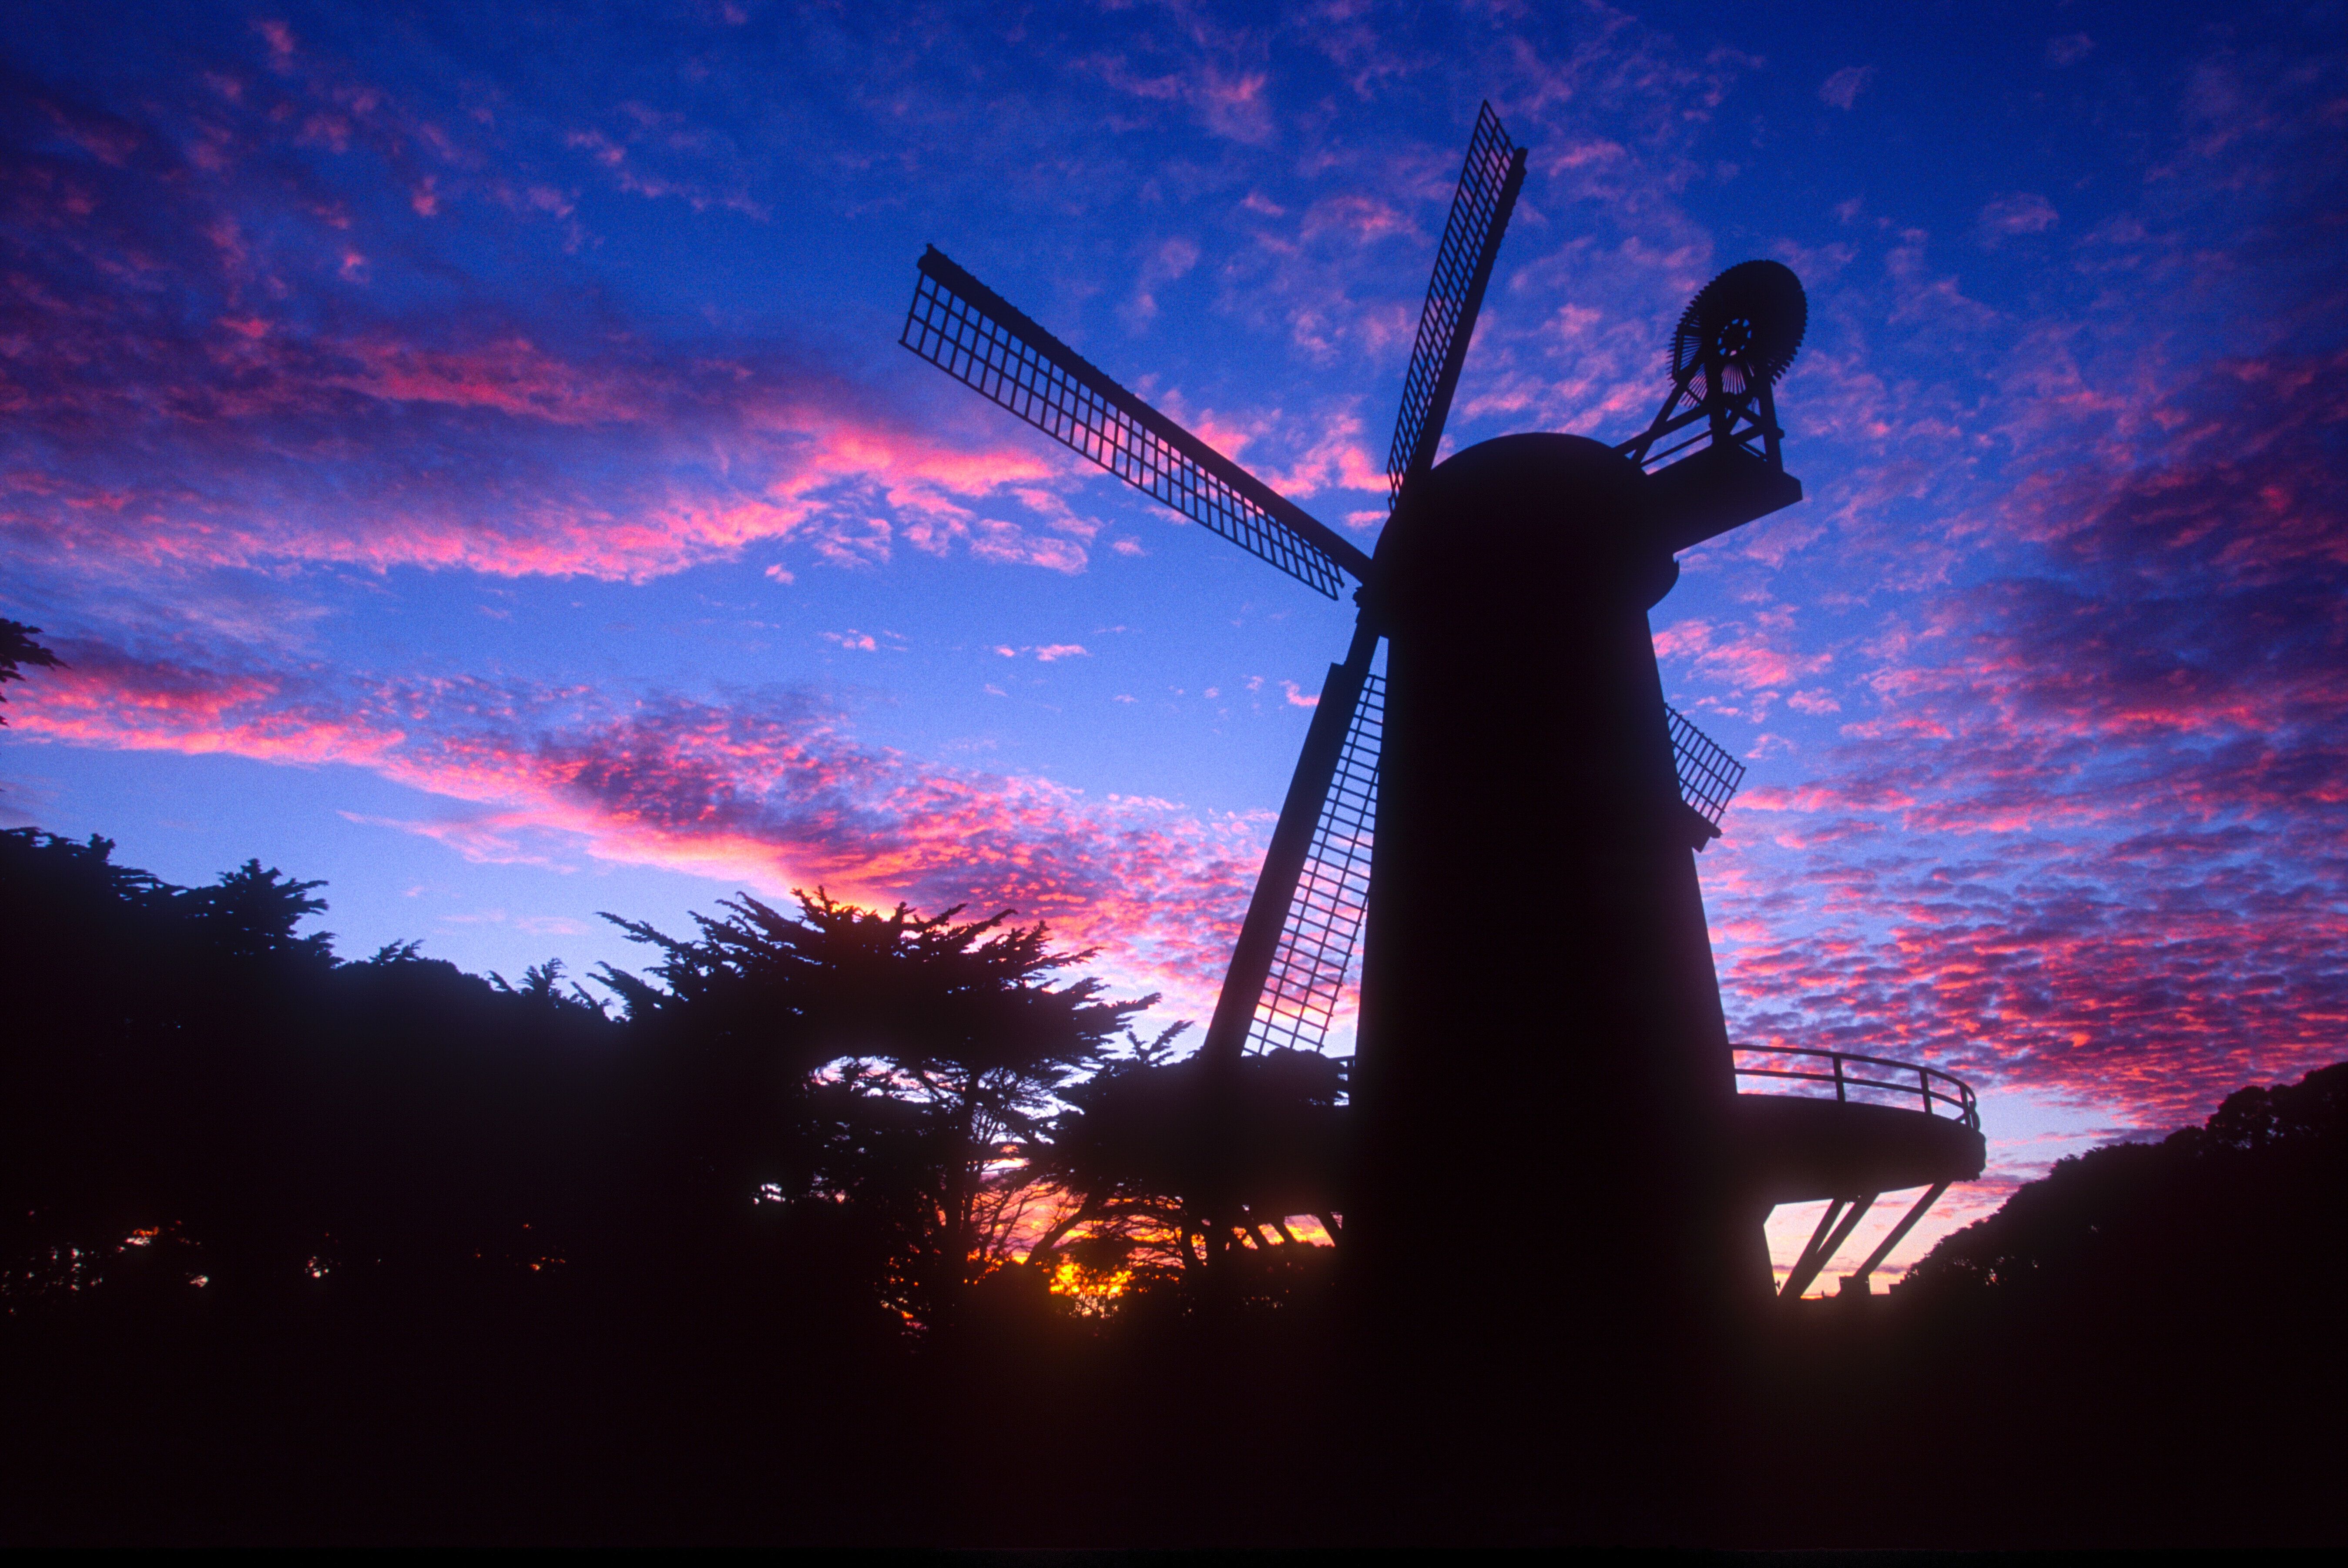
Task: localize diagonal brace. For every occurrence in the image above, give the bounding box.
[1781,1192,1877,1301]
[1843,1181,1952,1292]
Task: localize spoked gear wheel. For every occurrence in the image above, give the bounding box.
[1670,260,1807,397]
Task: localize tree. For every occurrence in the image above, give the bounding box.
[1875,1064,2348,1544]
[0,619,62,725]
[1037,1042,1349,1284]
[1,827,630,1307]
[0,828,180,1295]
[599,890,1153,1323]
[1900,1060,2348,1307]
[175,858,335,970]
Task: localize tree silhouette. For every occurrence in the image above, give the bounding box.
[1900,1061,2348,1305]
[0,827,626,1306]
[175,858,334,968]
[6,810,2346,1544]
[598,890,1152,1323]
[0,618,62,725]
[1037,1041,1348,1285]
[491,956,609,1016]
[1,829,175,1297]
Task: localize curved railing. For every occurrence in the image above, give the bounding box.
[1732,1045,1979,1132]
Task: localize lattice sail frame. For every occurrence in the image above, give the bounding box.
[901,248,1357,598]
[1387,103,1522,503]
[1245,674,1385,1055]
[1667,704,1745,826]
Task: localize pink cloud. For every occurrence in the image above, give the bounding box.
[0,290,1114,586]
[8,646,1269,1015]
[1300,193,1415,247]
[1656,617,1833,703]
[1819,66,1873,110]
[989,643,1092,663]
[1706,348,2348,1130]
[255,19,297,67]
[0,44,1151,594]
[1083,52,1275,145]
[1261,412,1387,502]
[1979,192,2059,238]
[2046,34,2095,67]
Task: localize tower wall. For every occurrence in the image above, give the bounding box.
[1347,435,1758,1517]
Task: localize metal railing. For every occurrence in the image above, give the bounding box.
[1732,1045,1978,1131]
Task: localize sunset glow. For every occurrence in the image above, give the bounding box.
[1046,1256,1135,1312]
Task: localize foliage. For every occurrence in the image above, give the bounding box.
[1899,1060,2348,1310]
[1036,1039,1348,1277]
[1,811,2343,1541]
[2,830,1187,1330]
[0,618,62,725]
[0,825,1356,1332]
[599,890,1154,1323]
[0,827,623,1307]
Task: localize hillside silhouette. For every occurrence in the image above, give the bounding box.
[0,821,2340,1545]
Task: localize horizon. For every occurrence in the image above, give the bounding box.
[3,0,2343,1290]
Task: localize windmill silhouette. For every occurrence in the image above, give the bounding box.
[899,105,1976,1336]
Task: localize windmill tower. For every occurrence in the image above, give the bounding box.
[898,106,1814,1321]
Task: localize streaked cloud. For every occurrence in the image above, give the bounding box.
[9,640,1266,1012]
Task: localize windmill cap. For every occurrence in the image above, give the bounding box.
[1377,433,1673,627]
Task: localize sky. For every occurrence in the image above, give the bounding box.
[3,0,2344,1287]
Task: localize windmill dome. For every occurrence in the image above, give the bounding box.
[1381,433,1671,627]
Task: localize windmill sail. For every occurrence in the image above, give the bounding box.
[1667,704,1745,828]
[1197,103,1530,1065]
[1196,622,1379,1065]
[901,246,1371,596]
[1244,670,1382,1055]
[1387,103,1528,502]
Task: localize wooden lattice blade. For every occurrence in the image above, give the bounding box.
[901,246,1370,596]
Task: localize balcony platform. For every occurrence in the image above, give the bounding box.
[1730,1047,1986,1299]
[1737,1092,1985,1205]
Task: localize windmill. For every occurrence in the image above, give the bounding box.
[898,104,1817,1315]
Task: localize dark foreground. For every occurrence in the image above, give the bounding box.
[3,1250,2338,1547]
[2,824,2339,1544]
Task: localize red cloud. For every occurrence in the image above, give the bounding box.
[0,70,1171,592]
[1707,350,2348,1132]
[8,644,1267,1017]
